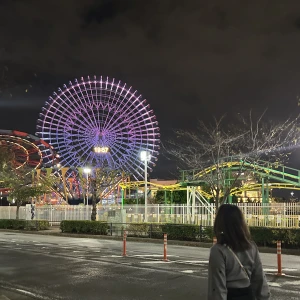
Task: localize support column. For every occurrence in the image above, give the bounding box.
[61,167,69,203]
[192,187,196,224]
[170,191,173,214]
[186,186,191,223]
[261,177,268,217]
[121,189,124,209]
[261,177,265,203]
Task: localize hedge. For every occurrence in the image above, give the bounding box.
[124,224,300,247]
[125,223,213,242]
[0,219,50,231]
[250,227,300,248]
[60,220,108,235]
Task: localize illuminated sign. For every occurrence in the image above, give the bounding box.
[93,146,110,153]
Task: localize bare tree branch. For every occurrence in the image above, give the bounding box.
[165,111,300,207]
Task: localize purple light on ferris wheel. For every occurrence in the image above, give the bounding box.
[36,76,160,179]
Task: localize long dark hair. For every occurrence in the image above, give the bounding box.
[214,204,251,252]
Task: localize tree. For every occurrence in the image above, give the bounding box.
[0,146,14,171]
[165,112,300,208]
[79,168,126,221]
[0,147,56,219]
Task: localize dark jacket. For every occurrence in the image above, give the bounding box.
[208,242,270,299]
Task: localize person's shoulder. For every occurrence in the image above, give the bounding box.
[210,243,226,255]
[249,240,259,251]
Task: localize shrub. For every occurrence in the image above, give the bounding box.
[250,227,300,248]
[160,224,199,241]
[0,219,50,231]
[60,220,108,235]
[202,226,214,242]
[124,223,202,241]
[148,223,163,239]
[26,220,50,230]
[126,223,149,237]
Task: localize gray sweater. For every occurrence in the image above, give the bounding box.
[208,242,270,300]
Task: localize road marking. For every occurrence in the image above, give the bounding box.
[140,261,173,264]
[15,289,39,297]
[181,270,195,274]
[268,282,281,287]
[264,268,298,272]
[175,260,208,265]
[283,280,300,286]
[132,254,177,257]
[101,255,123,258]
[180,260,208,264]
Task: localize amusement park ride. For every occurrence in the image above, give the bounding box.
[1,76,300,207]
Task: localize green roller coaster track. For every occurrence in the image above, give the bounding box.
[180,159,300,203]
[120,159,300,204]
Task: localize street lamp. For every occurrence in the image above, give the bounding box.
[83,167,91,220]
[83,168,91,206]
[140,150,151,222]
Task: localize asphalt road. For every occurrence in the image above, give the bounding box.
[0,232,300,299]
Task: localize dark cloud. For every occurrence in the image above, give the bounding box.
[1,0,300,176]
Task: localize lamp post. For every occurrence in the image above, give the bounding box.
[140,151,151,222]
[83,167,91,220]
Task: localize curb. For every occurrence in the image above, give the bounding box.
[1,228,300,255]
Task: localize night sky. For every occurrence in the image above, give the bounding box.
[1,0,300,179]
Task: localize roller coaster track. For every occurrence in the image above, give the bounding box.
[119,160,300,202]
[119,181,185,191]
[181,160,300,187]
[231,183,300,195]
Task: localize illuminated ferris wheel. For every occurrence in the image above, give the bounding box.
[36,76,160,179]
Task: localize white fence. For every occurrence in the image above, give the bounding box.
[0,203,300,228]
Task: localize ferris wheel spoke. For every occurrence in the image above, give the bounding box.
[102,81,128,129]
[80,84,100,129]
[103,94,140,131]
[66,88,98,130]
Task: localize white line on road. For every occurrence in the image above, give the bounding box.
[181,270,195,274]
[282,280,300,286]
[15,288,39,297]
[178,260,209,264]
[132,254,178,257]
[268,282,281,287]
[140,261,173,264]
[264,268,298,272]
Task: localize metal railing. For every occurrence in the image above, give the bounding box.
[0,203,299,228]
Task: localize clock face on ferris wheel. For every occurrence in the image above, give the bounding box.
[36,76,160,179]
